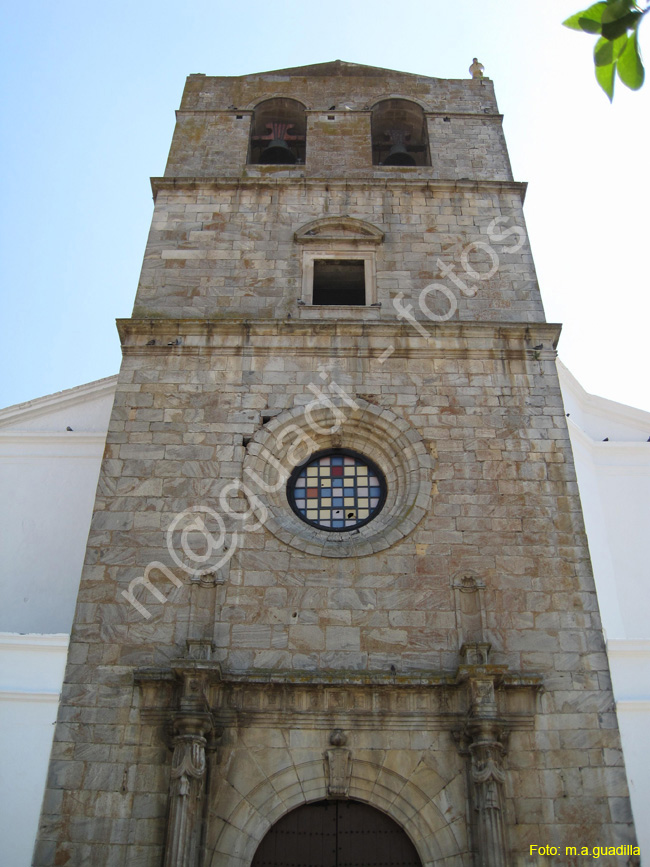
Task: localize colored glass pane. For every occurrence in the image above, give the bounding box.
[288,450,387,532]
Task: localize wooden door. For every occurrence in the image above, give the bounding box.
[251,799,422,866]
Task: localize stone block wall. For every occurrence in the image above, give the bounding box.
[79,320,596,680]
[135,182,542,322]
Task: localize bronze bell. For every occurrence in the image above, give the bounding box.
[259,139,297,165]
[382,128,416,166]
[383,143,416,166]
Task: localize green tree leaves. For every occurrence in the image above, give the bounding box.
[564,1,610,33]
[618,28,645,86]
[563,0,647,100]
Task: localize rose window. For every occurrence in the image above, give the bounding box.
[287,450,387,531]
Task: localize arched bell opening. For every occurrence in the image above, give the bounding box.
[371,99,430,167]
[251,798,423,867]
[249,97,307,165]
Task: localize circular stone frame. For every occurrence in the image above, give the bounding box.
[242,399,434,558]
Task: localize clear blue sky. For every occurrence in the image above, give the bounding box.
[1,0,648,412]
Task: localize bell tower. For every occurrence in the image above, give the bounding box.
[35,61,637,867]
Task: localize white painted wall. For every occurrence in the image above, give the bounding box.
[0,634,69,867]
[0,378,115,634]
[558,361,650,853]
[606,640,650,846]
[559,362,650,642]
[0,379,114,867]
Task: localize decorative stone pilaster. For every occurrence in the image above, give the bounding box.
[164,714,212,867]
[467,723,508,867]
[455,654,511,867]
[163,671,213,867]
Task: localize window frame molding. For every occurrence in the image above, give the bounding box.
[294,217,384,311]
[301,249,377,307]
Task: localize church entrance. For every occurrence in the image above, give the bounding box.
[251,799,422,866]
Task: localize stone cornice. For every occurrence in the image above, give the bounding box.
[0,432,106,459]
[173,109,503,120]
[137,663,453,687]
[616,700,650,712]
[117,318,561,360]
[294,216,384,244]
[151,176,527,201]
[135,661,542,731]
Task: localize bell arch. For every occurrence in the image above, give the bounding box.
[371,98,430,167]
[249,97,306,165]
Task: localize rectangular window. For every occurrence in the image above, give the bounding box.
[299,249,377,310]
[312,259,365,306]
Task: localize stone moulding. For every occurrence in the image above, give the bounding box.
[134,661,542,733]
[172,109,504,120]
[116,318,562,359]
[294,216,384,244]
[150,176,528,202]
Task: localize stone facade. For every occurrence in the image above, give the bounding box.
[34,61,637,867]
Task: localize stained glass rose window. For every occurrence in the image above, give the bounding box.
[287,450,387,531]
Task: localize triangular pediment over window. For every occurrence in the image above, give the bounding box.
[294,217,384,245]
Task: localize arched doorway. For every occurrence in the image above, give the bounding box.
[251,799,423,866]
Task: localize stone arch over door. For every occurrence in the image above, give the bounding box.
[206,753,469,867]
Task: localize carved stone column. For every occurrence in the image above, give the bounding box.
[164,714,211,867]
[164,671,213,867]
[468,722,508,867]
[456,656,511,867]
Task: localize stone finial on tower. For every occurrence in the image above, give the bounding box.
[469,57,485,79]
